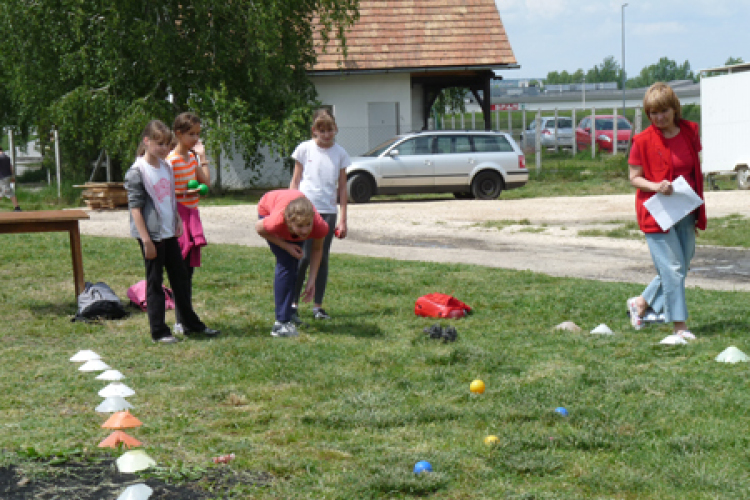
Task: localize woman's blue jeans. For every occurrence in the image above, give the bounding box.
[642,214,696,323]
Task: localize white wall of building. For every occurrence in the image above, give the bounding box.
[312,73,414,155]
[217,73,416,189]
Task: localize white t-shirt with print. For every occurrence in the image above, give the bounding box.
[142,158,175,239]
[291,139,351,214]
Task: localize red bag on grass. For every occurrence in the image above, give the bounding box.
[414,293,472,319]
[126,280,175,311]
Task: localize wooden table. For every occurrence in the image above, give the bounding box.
[0,210,90,297]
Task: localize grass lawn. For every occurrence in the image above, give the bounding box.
[2,232,750,499]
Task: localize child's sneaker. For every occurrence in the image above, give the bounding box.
[677,330,696,340]
[271,321,299,338]
[313,308,331,320]
[290,311,304,325]
[642,309,666,324]
[153,335,180,344]
[626,297,643,330]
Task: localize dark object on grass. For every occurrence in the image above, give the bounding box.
[423,323,458,342]
[72,282,129,323]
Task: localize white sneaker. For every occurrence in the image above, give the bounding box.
[642,309,666,324]
[173,323,185,335]
[660,334,688,345]
[677,330,696,340]
[627,297,643,330]
[271,321,299,338]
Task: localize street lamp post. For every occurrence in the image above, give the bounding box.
[582,76,586,109]
[622,3,628,110]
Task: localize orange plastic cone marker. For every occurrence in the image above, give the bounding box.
[102,410,143,430]
[98,430,142,449]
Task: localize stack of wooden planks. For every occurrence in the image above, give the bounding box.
[74,182,128,210]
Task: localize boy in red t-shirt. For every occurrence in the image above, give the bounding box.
[256,190,329,337]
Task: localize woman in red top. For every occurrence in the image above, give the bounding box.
[626,82,706,342]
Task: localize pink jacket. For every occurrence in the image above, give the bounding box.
[177,203,207,267]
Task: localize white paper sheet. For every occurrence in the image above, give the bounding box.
[643,176,703,231]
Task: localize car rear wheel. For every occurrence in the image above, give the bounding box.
[471,171,504,200]
[737,166,750,190]
[347,173,374,203]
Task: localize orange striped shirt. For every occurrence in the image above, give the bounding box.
[167,151,200,209]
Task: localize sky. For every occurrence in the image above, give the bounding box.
[494,0,749,80]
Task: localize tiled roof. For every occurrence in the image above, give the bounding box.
[312,0,517,73]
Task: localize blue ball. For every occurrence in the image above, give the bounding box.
[554,407,569,417]
[413,460,433,474]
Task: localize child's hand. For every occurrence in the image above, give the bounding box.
[301,282,315,302]
[285,243,303,259]
[143,240,156,260]
[194,140,206,160]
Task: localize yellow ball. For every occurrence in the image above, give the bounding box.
[484,435,500,445]
[470,379,485,394]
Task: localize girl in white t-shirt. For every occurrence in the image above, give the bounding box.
[289,109,351,320]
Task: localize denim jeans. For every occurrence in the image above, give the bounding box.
[267,239,303,322]
[642,214,696,323]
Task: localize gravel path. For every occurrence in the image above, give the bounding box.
[79,190,750,292]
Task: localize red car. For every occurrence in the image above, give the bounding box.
[575,115,633,153]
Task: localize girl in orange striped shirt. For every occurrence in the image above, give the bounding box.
[167,112,211,336]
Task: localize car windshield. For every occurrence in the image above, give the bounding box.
[594,118,631,131]
[360,137,403,157]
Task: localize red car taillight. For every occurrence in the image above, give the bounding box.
[519,154,526,169]
[542,129,551,135]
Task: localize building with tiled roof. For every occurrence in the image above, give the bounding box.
[218,1,519,188]
[311,0,516,74]
[309,0,518,154]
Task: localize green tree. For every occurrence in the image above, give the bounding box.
[545,71,561,85]
[0,0,358,180]
[626,57,695,88]
[547,57,621,86]
[725,56,745,66]
[433,87,467,125]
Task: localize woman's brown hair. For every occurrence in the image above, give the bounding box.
[643,82,682,123]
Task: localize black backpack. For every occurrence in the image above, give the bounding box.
[73,281,130,322]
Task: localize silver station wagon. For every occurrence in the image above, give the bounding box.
[346,130,528,203]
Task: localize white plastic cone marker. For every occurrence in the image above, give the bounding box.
[555,321,581,332]
[98,382,135,398]
[96,369,126,381]
[716,346,750,363]
[116,450,156,473]
[70,350,101,362]
[96,396,134,413]
[660,334,688,345]
[116,483,153,500]
[590,324,614,335]
[78,359,111,372]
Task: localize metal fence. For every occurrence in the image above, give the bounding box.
[438,107,645,172]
